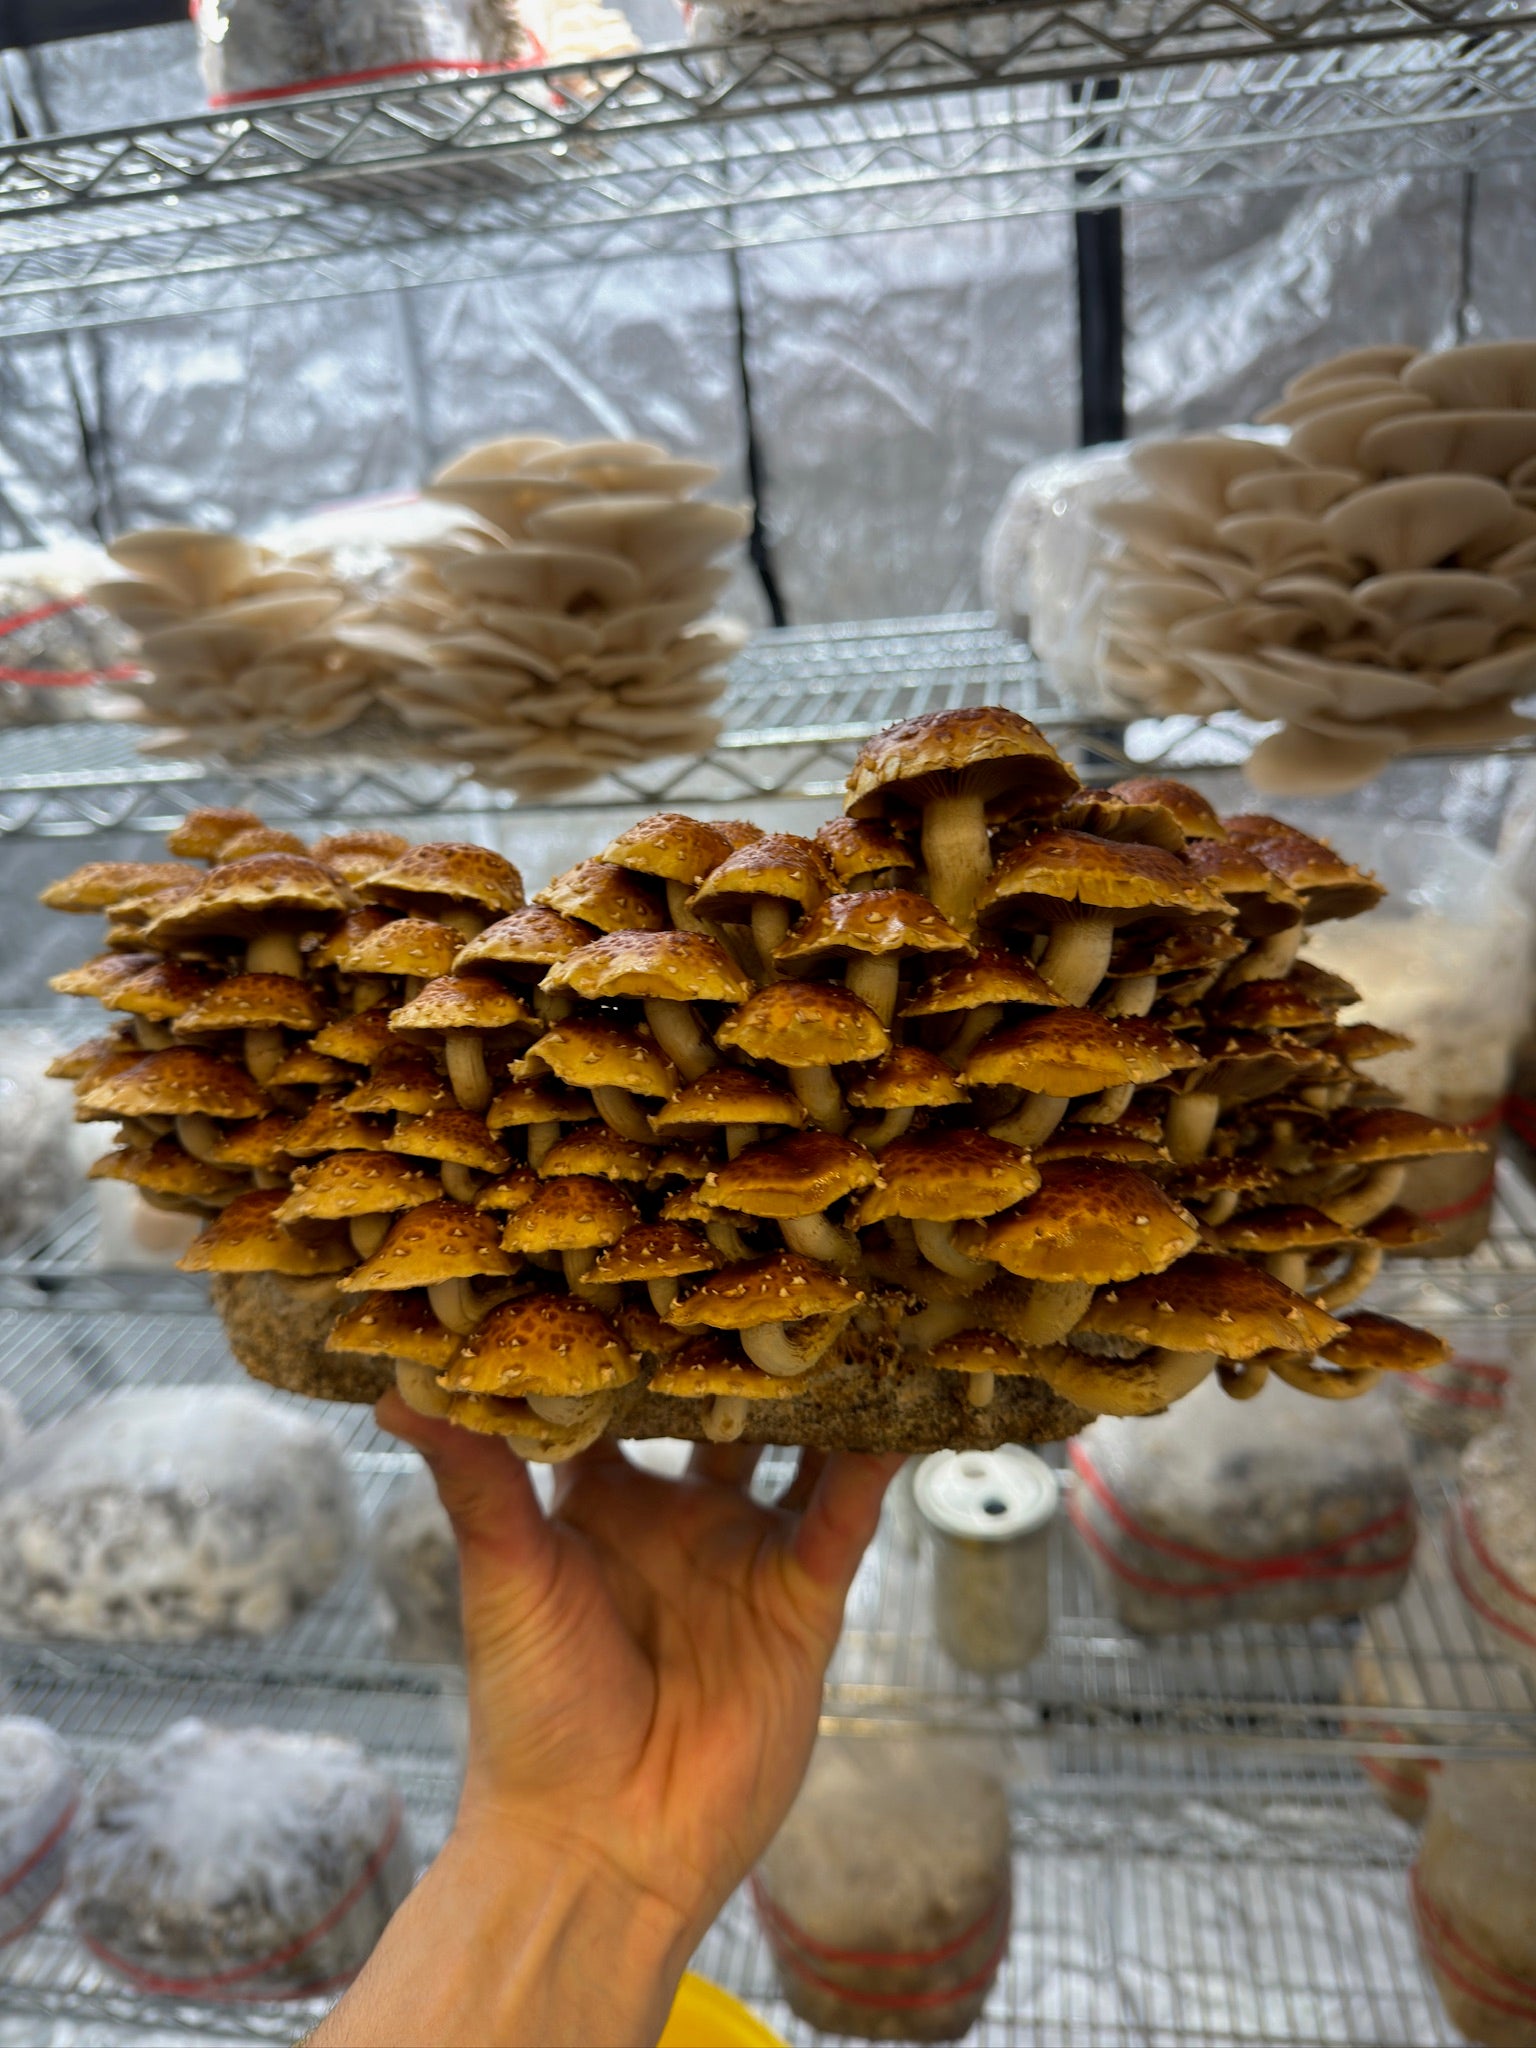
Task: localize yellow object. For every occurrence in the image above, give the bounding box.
[659,1972,785,2048]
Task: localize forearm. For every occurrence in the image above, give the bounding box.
[311,1819,692,2048]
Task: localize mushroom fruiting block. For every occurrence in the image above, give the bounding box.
[41,708,1465,1458]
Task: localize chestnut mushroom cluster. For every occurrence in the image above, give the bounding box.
[41,708,1463,1460]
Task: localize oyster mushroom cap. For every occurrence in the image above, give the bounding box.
[856,1128,1038,1224]
[179,1188,353,1275]
[978,1162,1199,1283]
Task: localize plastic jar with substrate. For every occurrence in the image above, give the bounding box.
[1413,1761,1536,2047]
[914,1448,1057,1675]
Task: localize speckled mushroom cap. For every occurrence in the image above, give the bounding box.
[591,1221,719,1284]
[501,1173,640,1252]
[715,981,890,1068]
[1213,1205,1363,1253]
[342,1059,451,1116]
[312,1007,397,1065]
[688,832,836,919]
[339,917,461,981]
[172,973,330,1036]
[46,1031,133,1081]
[217,825,310,861]
[88,1141,241,1203]
[165,807,265,860]
[1361,1206,1440,1250]
[772,889,971,970]
[813,816,914,885]
[651,1067,805,1131]
[900,945,1067,1016]
[383,1108,510,1174]
[646,1334,800,1401]
[1075,1252,1345,1359]
[600,812,734,884]
[277,1151,441,1222]
[283,1100,394,1157]
[441,1293,637,1398]
[1317,1022,1414,1064]
[339,1199,514,1291]
[1060,789,1190,854]
[1319,1311,1451,1373]
[962,1010,1137,1096]
[844,705,1080,819]
[1119,776,1229,840]
[145,854,352,947]
[40,861,197,913]
[207,1112,299,1168]
[1182,841,1304,936]
[978,1163,1199,1283]
[101,961,217,1021]
[488,1076,596,1128]
[700,1131,879,1217]
[1110,1018,1202,1084]
[1034,1122,1170,1168]
[1316,1107,1485,1164]
[179,1188,353,1275]
[1165,1156,1276,1200]
[845,1045,966,1110]
[528,1018,678,1097]
[389,974,532,1036]
[1222,818,1384,921]
[360,843,524,920]
[536,1128,653,1180]
[81,1047,268,1120]
[309,830,412,885]
[857,1129,1038,1223]
[543,929,751,1004]
[667,1251,861,1329]
[308,908,393,970]
[51,952,159,1000]
[978,829,1228,929]
[1215,978,1340,1034]
[453,905,592,975]
[931,1330,1040,1379]
[326,1289,460,1368]
[535,860,664,932]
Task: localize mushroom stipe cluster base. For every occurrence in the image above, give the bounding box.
[40,709,1464,1460]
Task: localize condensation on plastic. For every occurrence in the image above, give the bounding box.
[0,1388,358,1644]
[1450,1421,1536,1684]
[0,1718,79,1948]
[191,0,526,105]
[371,1467,462,1664]
[0,1027,79,1253]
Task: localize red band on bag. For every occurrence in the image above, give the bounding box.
[1413,1361,1509,1413]
[1412,1868,1536,2020]
[0,597,140,687]
[1459,1105,1505,1134]
[1450,1499,1536,1654]
[751,1879,1004,1972]
[206,40,548,107]
[0,1799,75,1902]
[77,1797,401,2001]
[1416,1172,1498,1225]
[753,1883,1011,2014]
[1358,1755,1431,1800]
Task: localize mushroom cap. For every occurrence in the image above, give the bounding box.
[1319,1108,1485,1165]
[529,1019,677,1098]
[386,1107,510,1173]
[535,859,665,933]
[930,1330,1040,1378]
[963,1009,1135,1096]
[340,917,462,981]
[689,833,836,919]
[813,816,914,884]
[454,905,592,975]
[145,854,352,946]
[81,1047,268,1120]
[310,830,412,886]
[1320,1311,1450,1374]
[277,1151,441,1222]
[1214,979,1337,1033]
[270,1056,354,1102]
[600,812,734,885]
[1213,1204,1363,1253]
[88,1142,242,1203]
[166,806,265,860]
[1075,1252,1345,1359]
[488,1076,596,1128]
[102,961,218,1021]
[1059,790,1188,855]
[1166,1156,1276,1200]
[179,1189,353,1276]
[591,1221,719,1284]
[443,1293,637,1398]
[857,1128,1039,1223]
[700,1131,879,1217]
[312,1006,397,1065]
[361,842,524,917]
[1110,1018,1202,1084]
[647,1333,801,1401]
[1112,777,1227,840]
[978,829,1227,926]
[667,1251,861,1329]
[538,1128,654,1181]
[283,1099,394,1156]
[342,1057,451,1115]
[40,860,196,913]
[390,973,531,1036]
[652,1067,805,1131]
[1222,818,1385,921]
[172,972,329,1036]
[474,1166,541,1213]
[46,1031,133,1082]
[773,889,971,969]
[1182,841,1304,935]
[339,1199,515,1290]
[844,706,1079,819]
[1030,1344,1207,1417]
[712,821,765,851]
[217,825,310,861]
[1287,959,1361,1009]
[309,909,393,969]
[1318,1022,1414,1064]
[1034,1122,1170,1168]
[50,951,159,1000]
[1362,1205,1441,1250]
[978,1163,1199,1282]
[501,1174,640,1253]
[845,1045,967,1110]
[715,980,890,1068]
[901,946,1069,1017]
[616,1301,689,1363]
[544,929,751,1005]
[326,1290,459,1369]
[650,1146,712,1187]
[207,1111,299,1168]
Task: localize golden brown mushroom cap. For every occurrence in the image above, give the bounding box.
[543,929,751,1005]
[667,1251,861,1329]
[1112,777,1226,840]
[268,1047,353,1089]
[1222,818,1385,921]
[901,946,1067,1017]
[45,1031,133,1082]
[844,705,1078,820]
[701,1131,879,1217]
[1034,1122,1169,1168]
[207,1111,299,1168]
[978,829,1227,928]
[145,854,352,947]
[715,980,890,1068]
[689,833,836,919]
[962,1009,1136,1096]
[442,1293,637,1398]
[1362,1205,1440,1250]
[40,861,196,913]
[1182,841,1304,935]
[488,1076,596,1129]
[474,1166,541,1213]
[1318,1108,1486,1165]
[386,1108,510,1173]
[977,1162,1198,1283]
[537,1128,653,1181]
[1214,1205,1363,1253]
[361,841,523,919]
[652,1067,805,1132]
[813,816,914,885]
[179,1188,353,1276]
[166,806,265,860]
[528,1018,678,1098]
[326,1290,459,1369]
[339,1199,515,1291]
[773,889,971,971]
[1215,978,1338,1033]
[339,917,461,981]
[283,1099,394,1157]
[101,961,217,1021]
[1165,1156,1276,1200]
[590,1221,719,1285]
[172,972,329,1037]
[930,1329,1041,1379]
[712,820,766,851]
[277,1151,441,1223]
[1320,1311,1451,1375]
[1075,1252,1345,1360]
[1059,789,1189,855]
[342,1058,451,1116]
[857,1128,1038,1224]
[217,825,310,861]
[310,830,411,885]
[389,973,532,1037]
[501,1174,640,1253]
[88,1142,242,1203]
[1317,1022,1414,1064]
[454,905,592,975]
[50,951,158,1000]
[535,860,664,933]
[312,1006,397,1065]
[845,1044,967,1110]
[647,1333,801,1402]
[600,812,734,885]
[80,1046,268,1120]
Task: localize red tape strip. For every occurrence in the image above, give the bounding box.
[751,1878,1004,1972]
[1450,1502,1536,1658]
[757,1888,1011,2014]
[1416,1171,1498,1226]
[207,41,548,107]
[1412,1868,1536,2019]
[1413,1362,1509,1413]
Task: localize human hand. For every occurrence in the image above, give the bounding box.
[315,1402,900,2048]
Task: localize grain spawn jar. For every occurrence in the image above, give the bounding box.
[914,1447,1057,1674]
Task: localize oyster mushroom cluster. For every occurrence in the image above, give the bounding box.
[40,708,1465,1460]
[1095,339,1536,793]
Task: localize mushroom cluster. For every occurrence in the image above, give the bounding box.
[1092,339,1536,793]
[40,708,1464,1459]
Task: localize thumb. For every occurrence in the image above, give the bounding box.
[787,1451,903,1619]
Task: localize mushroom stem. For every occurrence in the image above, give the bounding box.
[445,1033,493,1115]
[920,792,990,930]
[1227,921,1303,986]
[646,1276,679,1315]
[120,1119,157,1150]
[395,1360,456,1419]
[987,1094,1068,1148]
[351,976,389,1011]
[725,1122,758,1159]
[1080,1083,1134,1125]
[441,906,487,942]
[1322,1163,1406,1230]
[857,1106,916,1152]
[348,1214,390,1258]
[593,1086,656,1143]
[666,879,712,938]
[643,998,715,1083]
[1312,1243,1383,1311]
[440,1162,480,1205]
[1202,1191,1239,1227]
[527,1121,559,1169]
[912,1217,994,1284]
[246,930,303,977]
[943,1004,1002,1070]
[1146,1349,1220,1398]
[175,1112,225,1165]
[790,1065,848,1135]
[704,1216,753,1262]
[1037,916,1115,1005]
[1218,1358,1269,1401]
[1269,1353,1382,1400]
[751,899,793,982]
[1264,1249,1310,1293]
[704,1395,749,1444]
[428,1277,485,1335]
[845,954,900,1030]
[740,1323,818,1378]
[533,987,574,1024]
[254,1167,285,1190]
[527,1392,614,1429]
[1009,1279,1094,1345]
[1165,1090,1220,1165]
[1103,973,1157,1018]
[140,1114,174,1137]
[782,1213,859,1270]
[966,1370,996,1410]
[131,1017,173,1051]
[243,1026,285,1086]
[899,1301,975,1349]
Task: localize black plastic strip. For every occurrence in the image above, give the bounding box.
[1072,76,1126,447]
[728,247,788,629]
[0,1,183,46]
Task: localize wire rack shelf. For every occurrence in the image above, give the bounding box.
[0,0,1533,331]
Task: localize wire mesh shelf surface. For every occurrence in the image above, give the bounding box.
[0,0,1533,330]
